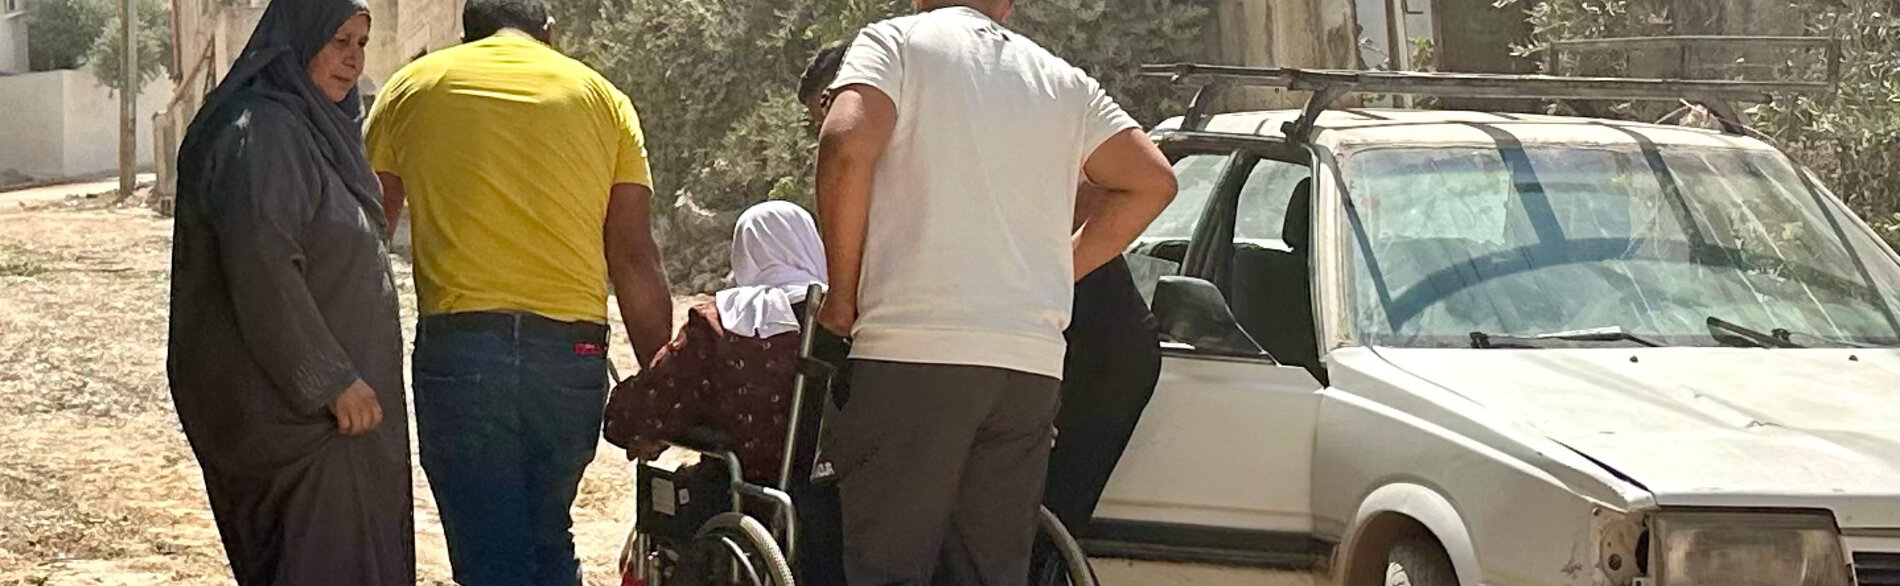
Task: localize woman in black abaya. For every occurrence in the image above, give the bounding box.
[166,0,411,582]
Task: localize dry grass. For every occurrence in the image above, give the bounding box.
[0,207,703,585]
[0,245,48,278]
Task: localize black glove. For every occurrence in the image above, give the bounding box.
[810,326,853,409]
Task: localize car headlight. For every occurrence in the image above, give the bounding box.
[1652,511,1851,586]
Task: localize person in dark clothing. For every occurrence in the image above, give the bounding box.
[166,0,413,583]
[791,44,852,586]
[1045,259,1160,529]
[800,42,849,136]
[1033,185,1164,583]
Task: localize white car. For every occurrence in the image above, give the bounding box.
[1090,67,1900,586]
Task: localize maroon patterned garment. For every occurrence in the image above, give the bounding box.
[604,303,799,484]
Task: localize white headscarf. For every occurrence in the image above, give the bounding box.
[715,201,828,338]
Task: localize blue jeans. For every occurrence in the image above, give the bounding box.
[413,312,610,586]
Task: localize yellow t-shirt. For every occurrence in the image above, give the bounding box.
[365,33,652,323]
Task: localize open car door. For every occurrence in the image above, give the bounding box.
[1088,135,1327,566]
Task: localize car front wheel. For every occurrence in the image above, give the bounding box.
[1384,534,1458,586]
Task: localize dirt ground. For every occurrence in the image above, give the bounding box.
[0,190,1325,586]
[0,201,703,585]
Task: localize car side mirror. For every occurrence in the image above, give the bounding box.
[1151,276,1271,360]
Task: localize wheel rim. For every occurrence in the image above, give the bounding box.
[1386,561,1413,586]
[715,535,765,586]
[1035,506,1096,586]
[690,513,793,586]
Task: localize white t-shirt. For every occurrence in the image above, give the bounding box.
[830,7,1139,379]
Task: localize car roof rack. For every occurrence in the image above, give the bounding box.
[1142,36,1839,141]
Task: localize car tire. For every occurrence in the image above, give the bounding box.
[1384,533,1458,586]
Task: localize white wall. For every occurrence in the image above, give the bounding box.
[62,69,172,176]
[0,69,173,180]
[0,69,69,178]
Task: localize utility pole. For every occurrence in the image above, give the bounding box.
[1384,0,1412,108]
[114,0,137,205]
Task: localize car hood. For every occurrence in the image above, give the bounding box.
[1371,347,1900,528]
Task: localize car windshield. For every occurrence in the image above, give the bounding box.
[1341,142,1900,348]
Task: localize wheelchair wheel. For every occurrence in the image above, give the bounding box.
[1031,505,1098,586]
[679,513,795,586]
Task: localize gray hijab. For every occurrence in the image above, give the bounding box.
[177,0,382,231]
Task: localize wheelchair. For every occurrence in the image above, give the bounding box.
[616,285,1098,586]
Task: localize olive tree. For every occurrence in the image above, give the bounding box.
[1498,0,1900,248]
[546,0,1209,289]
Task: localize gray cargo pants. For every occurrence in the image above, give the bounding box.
[818,359,1061,586]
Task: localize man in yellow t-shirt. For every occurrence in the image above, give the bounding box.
[363,0,671,581]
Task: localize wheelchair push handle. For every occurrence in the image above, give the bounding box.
[778,284,827,491]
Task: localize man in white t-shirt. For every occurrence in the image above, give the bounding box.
[813,1,1177,583]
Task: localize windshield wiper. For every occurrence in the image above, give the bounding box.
[1705,316,1803,349]
[1705,316,1875,348]
[1469,327,1663,349]
[1781,331,1883,348]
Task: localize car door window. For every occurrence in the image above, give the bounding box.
[1138,153,1231,244]
[1224,157,1319,369]
[1234,158,1313,248]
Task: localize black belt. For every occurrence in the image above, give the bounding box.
[419,312,609,345]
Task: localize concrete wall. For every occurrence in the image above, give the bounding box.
[0,8,28,74]
[1204,0,1360,109]
[361,0,399,84]
[172,0,460,98]
[63,71,172,177]
[0,69,172,180]
[356,0,458,94]
[395,0,459,70]
[213,4,266,80]
[0,70,68,177]
[1353,0,1434,70]
[171,0,216,77]
[1431,0,1535,111]
[1432,0,1530,74]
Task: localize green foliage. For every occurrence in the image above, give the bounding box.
[0,245,48,278]
[1010,0,1210,125]
[89,0,174,93]
[1752,2,1900,250]
[1502,0,1673,66]
[544,0,903,284]
[549,0,873,215]
[1497,0,1900,250]
[546,0,1209,285]
[1412,36,1436,71]
[25,0,108,71]
[24,0,170,91]
[1498,0,1674,119]
[1410,37,1441,108]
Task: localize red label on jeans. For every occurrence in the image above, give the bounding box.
[574,343,605,356]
